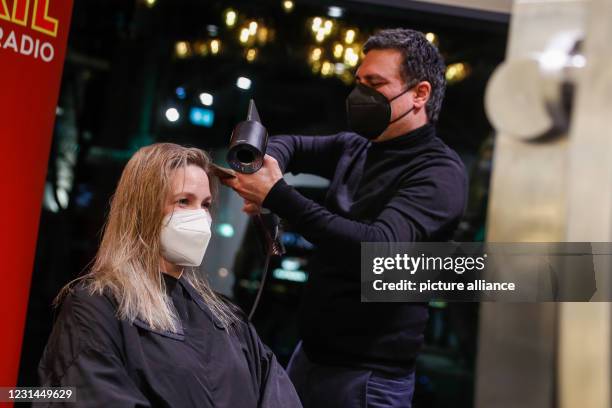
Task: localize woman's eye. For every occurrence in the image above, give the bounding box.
[202,202,211,209]
[177,198,189,205]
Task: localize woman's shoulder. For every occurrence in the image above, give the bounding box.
[50,279,125,351]
[39,280,124,380]
[58,280,119,323]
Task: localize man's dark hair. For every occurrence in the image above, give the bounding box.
[363,28,446,122]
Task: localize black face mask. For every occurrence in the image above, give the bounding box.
[346,83,415,140]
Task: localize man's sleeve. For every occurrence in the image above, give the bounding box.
[37,290,151,408]
[262,158,468,253]
[266,133,345,179]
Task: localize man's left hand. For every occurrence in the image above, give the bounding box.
[221,154,283,206]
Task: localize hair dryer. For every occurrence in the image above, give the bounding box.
[224,100,285,320]
[226,100,268,174]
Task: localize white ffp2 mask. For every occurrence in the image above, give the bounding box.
[160,209,212,267]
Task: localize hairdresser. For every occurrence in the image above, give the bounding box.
[223,28,468,408]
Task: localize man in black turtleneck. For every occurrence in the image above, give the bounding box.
[224,29,468,408]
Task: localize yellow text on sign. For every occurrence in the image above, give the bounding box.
[0,0,59,38]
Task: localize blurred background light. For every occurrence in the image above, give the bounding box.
[282,0,294,13]
[225,9,237,27]
[236,76,252,90]
[328,6,343,18]
[165,107,180,122]
[199,92,214,106]
[273,268,308,283]
[216,223,235,237]
[189,107,215,127]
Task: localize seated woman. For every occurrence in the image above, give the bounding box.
[38,143,301,407]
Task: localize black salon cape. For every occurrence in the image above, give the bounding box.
[37,274,301,408]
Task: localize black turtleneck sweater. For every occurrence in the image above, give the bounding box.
[263,124,468,375]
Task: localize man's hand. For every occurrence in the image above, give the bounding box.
[221,154,283,208]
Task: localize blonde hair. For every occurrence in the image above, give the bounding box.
[56,143,237,331]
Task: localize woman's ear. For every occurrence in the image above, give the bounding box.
[412,81,431,109]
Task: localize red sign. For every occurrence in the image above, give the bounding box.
[0,0,74,393]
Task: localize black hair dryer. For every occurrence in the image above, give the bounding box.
[225,100,283,320]
[225,100,284,257]
[227,99,268,174]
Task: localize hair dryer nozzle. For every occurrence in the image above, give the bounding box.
[227,99,268,174]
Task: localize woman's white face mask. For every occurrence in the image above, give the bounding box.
[160,209,212,267]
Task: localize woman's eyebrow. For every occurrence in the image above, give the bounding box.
[173,192,212,201]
